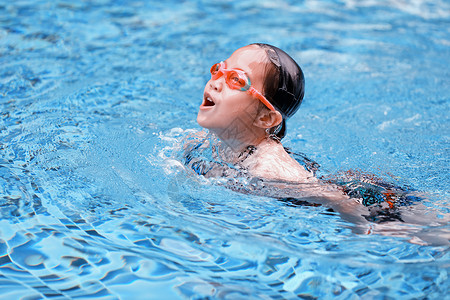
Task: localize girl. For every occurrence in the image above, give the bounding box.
[196,43,316,183]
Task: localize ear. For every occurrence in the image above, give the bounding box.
[253,110,283,129]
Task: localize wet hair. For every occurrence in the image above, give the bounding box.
[252,43,305,140]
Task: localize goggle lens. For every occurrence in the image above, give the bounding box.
[226,71,248,90]
[210,63,221,76]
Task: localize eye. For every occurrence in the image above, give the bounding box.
[227,71,246,88]
[230,74,240,83]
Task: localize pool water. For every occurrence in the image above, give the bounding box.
[1,0,449,299]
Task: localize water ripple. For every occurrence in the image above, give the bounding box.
[1,0,449,299]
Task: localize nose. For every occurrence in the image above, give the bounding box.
[209,77,223,92]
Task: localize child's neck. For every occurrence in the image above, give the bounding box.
[214,131,266,153]
[208,123,266,153]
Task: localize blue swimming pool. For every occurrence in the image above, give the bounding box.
[1,0,449,298]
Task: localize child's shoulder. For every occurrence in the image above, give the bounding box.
[244,141,315,182]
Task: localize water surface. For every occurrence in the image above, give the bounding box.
[1,0,449,298]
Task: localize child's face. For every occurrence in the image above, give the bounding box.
[197,45,268,137]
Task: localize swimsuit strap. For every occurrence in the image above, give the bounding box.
[237,145,256,163]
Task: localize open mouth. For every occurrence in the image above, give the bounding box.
[201,93,215,107]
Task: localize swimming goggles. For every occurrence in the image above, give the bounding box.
[210,61,276,111]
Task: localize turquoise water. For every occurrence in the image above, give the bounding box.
[1,0,449,299]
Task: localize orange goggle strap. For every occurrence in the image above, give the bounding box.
[211,62,276,112]
[247,87,276,111]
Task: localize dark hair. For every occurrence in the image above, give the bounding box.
[252,43,305,140]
